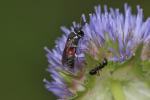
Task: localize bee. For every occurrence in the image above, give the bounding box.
[89,58,107,75]
[62,28,84,68]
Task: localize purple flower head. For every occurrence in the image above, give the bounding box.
[44,4,150,100]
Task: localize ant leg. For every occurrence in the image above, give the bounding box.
[97,70,100,76]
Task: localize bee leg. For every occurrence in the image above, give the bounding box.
[78,48,87,53]
[75,53,84,63]
[75,54,80,64]
[75,53,78,57]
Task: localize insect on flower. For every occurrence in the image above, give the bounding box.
[62,21,85,68]
[89,58,107,75]
[44,4,150,100]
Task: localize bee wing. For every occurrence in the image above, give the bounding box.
[62,33,75,64]
[67,32,76,39]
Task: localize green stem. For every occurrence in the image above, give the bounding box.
[110,79,125,100]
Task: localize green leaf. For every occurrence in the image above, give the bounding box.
[85,53,100,69]
[109,43,145,81]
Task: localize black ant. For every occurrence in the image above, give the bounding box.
[89,58,107,75]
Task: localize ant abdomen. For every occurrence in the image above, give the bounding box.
[89,58,107,75]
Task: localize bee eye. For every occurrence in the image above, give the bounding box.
[78,30,84,37]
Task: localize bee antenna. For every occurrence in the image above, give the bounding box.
[81,14,86,27]
[74,15,86,33]
[74,27,79,33]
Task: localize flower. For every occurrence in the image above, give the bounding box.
[44,4,150,100]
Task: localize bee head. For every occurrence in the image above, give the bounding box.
[74,27,84,37]
[77,30,84,37]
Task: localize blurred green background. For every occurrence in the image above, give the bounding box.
[0,0,150,100]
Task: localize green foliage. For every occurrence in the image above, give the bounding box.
[111,43,145,80]
[110,79,126,100]
[80,42,150,100]
[67,41,150,100]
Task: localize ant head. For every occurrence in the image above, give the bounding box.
[102,58,107,66]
